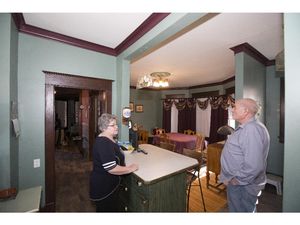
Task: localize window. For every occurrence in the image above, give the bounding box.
[227,94,235,128]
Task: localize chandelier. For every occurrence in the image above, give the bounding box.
[136,72,170,89]
[150,72,170,88]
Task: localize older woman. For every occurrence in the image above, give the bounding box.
[90,113,138,212]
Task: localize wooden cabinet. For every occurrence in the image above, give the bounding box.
[121,144,198,212]
[119,172,186,212]
[206,143,224,190]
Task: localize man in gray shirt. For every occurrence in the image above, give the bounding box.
[220,98,270,212]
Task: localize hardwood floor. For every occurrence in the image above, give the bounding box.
[188,169,227,212]
[55,144,95,212]
[55,146,282,212]
[188,168,283,212]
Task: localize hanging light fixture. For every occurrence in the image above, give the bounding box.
[150,72,170,88]
[136,72,171,89]
[136,74,153,89]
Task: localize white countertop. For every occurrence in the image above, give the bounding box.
[124,144,198,184]
[0,186,42,212]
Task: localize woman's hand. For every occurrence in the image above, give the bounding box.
[108,163,139,175]
[128,163,139,173]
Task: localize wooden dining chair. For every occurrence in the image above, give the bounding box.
[155,128,166,135]
[182,148,206,212]
[159,133,169,143]
[137,130,149,145]
[183,129,195,135]
[159,141,176,152]
[195,133,205,150]
[195,132,207,161]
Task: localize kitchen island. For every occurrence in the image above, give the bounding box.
[120,144,198,212]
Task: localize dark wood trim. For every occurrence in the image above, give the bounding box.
[44,71,112,211]
[45,84,55,212]
[279,78,284,143]
[115,13,170,54]
[11,13,169,56]
[11,13,25,30]
[230,42,274,66]
[44,70,113,91]
[225,86,235,95]
[165,94,186,99]
[23,23,116,56]
[189,76,235,90]
[266,59,275,66]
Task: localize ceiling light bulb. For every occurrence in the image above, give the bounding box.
[162,80,169,87]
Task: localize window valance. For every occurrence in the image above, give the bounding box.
[163,95,235,111]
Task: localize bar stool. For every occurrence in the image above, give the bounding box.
[266,173,283,195]
[183,148,206,212]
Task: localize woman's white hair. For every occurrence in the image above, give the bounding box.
[98,113,117,132]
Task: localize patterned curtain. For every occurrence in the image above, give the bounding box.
[162,99,172,132]
[163,95,234,111]
[178,104,196,133]
[162,95,234,139]
[207,96,231,143]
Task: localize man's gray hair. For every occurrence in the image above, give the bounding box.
[98,113,117,132]
[239,98,261,116]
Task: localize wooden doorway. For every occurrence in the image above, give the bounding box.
[44,71,112,211]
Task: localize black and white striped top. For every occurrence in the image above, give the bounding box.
[90,136,125,201]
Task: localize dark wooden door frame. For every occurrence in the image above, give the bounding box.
[44,71,112,211]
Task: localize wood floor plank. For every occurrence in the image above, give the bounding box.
[188,173,227,212]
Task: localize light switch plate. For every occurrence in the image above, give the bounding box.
[33,159,40,168]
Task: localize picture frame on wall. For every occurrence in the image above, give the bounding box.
[129,102,134,112]
[135,104,143,113]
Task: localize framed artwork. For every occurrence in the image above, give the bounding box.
[135,104,143,113]
[129,102,134,112]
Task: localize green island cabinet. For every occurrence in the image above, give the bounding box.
[119,144,198,212]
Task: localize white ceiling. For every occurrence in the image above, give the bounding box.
[23,13,152,48]
[23,13,283,88]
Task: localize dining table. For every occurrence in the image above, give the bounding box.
[152,132,197,154]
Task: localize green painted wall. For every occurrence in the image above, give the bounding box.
[17,33,117,203]
[233,50,284,178]
[241,53,266,122]
[0,13,12,189]
[234,54,244,100]
[9,14,19,189]
[130,88,161,133]
[283,13,300,212]
[189,84,229,96]
[0,13,19,190]
[266,65,284,176]
[116,58,130,141]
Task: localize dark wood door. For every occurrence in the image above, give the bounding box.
[44,71,112,211]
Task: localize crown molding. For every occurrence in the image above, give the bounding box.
[188,76,235,90]
[230,42,274,66]
[266,59,275,66]
[115,13,170,54]
[11,13,170,56]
